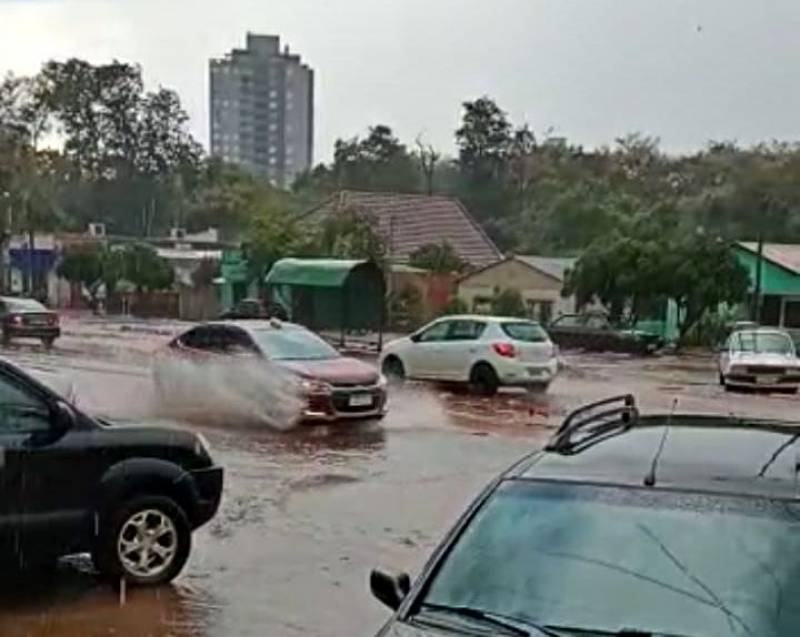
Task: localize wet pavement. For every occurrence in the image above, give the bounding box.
[2,342,800,636]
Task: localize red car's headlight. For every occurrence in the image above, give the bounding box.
[301,378,333,395]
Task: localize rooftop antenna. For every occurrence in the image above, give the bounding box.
[644,397,678,487]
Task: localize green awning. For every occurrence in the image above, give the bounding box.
[264,258,369,288]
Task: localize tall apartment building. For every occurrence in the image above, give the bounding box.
[209,33,314,187]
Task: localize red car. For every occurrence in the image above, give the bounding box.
[157,319,388,422]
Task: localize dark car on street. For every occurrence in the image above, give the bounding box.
[370,395,800,636]
[159,319,388,422]
[548,311,664,354]
[0,296,60,348]
[0,357,223,586]
[218,298,288,321]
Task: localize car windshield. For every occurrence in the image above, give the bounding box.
[732,331,795,355]
[421,480,800,636]
[501,322,548,343]
[250,328,340,361]
[5,298,47,313]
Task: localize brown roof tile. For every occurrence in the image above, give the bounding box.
[302,190,502,267]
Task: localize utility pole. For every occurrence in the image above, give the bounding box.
[752,232,764,324]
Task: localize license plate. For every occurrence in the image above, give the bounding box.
[759,376,780,385]
[527,367,543,376]
[349,394,373,407]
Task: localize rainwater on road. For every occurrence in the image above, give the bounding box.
[1,344,798,637]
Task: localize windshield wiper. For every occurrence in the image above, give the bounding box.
[418,602,562,636]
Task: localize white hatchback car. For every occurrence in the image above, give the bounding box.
[719,328,800,393]
[380,315,559,395]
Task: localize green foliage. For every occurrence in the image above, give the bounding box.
[313,208,386,265]
[58,246,104,288]
[491,288,527,318]
[565,230,750,343]
[442,296,469,315]
[114,243,174,291]
[295,125,420,195]
[408,241,467,273]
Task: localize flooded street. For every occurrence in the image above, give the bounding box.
[2,344,799,636]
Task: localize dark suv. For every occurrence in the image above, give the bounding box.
[371,395,800,636]
[0,358,223,586]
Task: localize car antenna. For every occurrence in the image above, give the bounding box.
[644,397,677,487]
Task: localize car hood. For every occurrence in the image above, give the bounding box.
[730,352,799,367]
[279,356,380,385]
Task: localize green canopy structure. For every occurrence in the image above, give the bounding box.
[264,258,385,347]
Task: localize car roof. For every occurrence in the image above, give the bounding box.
[199,319,305,332]
[0,296,48,310]
[512,415,800,500]
[731,327,792,337]
[433,314,541,324]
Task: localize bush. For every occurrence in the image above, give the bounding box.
[441,296,468,315]
[491,288,527,318]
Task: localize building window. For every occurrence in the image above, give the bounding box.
[269,157,277,165]
[269,100,278,110]
[269,145,277,154]
[269,123,278,132]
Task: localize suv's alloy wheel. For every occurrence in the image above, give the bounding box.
[95,495,191,586]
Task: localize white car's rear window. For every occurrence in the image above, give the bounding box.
[501,322,549,343]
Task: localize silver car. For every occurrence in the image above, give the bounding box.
[718,328,800,392]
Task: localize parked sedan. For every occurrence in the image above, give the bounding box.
[380,315,559,395]
[548,311,663,354]
[0,296,60,348]
[719,327,800,392]
[158,320,387,421]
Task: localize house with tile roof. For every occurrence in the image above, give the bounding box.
[300,190,502,268]
[456,254,578,323]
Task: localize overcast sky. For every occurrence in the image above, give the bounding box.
[2,0,800,161]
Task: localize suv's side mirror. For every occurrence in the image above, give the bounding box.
[52,401,76,431]
[370,568,411,611]
[409,333,421,344]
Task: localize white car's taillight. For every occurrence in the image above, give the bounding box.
[492,342,517,358]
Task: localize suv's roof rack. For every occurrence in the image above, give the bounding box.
[546,394,638,454]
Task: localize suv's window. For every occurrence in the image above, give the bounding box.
[0,373,50,434]
[501,322,548,343]
[420,480,800,636]
[418,321,450,343]
[552,315,581,328]
[447,320,485,341]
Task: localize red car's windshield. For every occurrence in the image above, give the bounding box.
[251,328,340,361]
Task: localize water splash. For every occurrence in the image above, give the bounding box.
[152,356,305,431]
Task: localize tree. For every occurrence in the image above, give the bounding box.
[115,243,174,291]
[564,229,749,342]
[661,235,750,343]
[58,246,104,291]
[314,209,386,265]
[415,137,440,196]
[491,288,527,317]
[408,241,467,273]
[455,97,512,173]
